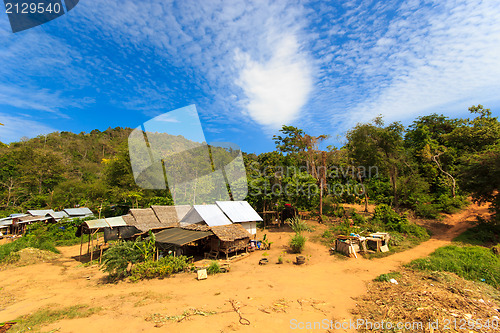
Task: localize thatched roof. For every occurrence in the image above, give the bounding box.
[181,223,211,232]
[151,205,190,228]
[122,214,136,226]
[129,208,164,232]
[211,223,251,242]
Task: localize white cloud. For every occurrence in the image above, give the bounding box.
[0,113,57,143]
[155,113,179,123]
[316,0,500,130]
[235,34,313,129]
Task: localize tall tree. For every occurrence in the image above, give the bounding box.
[346,117,405,209]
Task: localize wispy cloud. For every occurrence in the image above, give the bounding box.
[0,113,57,143]
[1,0,499,151]
[305,0,500,132]
[235,34,313,129]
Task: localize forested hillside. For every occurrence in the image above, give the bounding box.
[0,105,499,225]
[0,127,199,216]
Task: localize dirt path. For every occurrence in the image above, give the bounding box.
[0,203,490,333]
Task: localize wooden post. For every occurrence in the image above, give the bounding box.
[79,234,83,261]
[99,246,104,264]
[90,232,94,262]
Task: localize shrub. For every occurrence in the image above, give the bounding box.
[0,230,59,263]
[408,245,500,289]
[350,211,366,225]
[372,204,429,239]
[101,241,142,278]
[290,233,306,253]
[207,261,221,275]
[130,255,192,281]
[414,202,441,219]
[277,254,283,264]
[285,216,312,232]
[435,194,469,214]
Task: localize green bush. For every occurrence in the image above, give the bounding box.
[130,255,192,281]
[0,229,59,263]
[414,202,441,219]
[101,241,143,278]
[350,211,366,225]
[408,245,500,289]
[285,216,312,232]
[290,233,306,253]
[207,261,221,275]
[372,204,429,239]
[435,194,468,214]
[322,201,346,218]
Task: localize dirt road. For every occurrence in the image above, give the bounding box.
[0,204,490,333]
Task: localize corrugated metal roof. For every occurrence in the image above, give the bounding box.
[9,213,28,218]
[46,211,69,219]
[0,219,12,227]
[181,205,232,227]
[64,208,93,216]
[105,216,127,227]
[27,209,55,216]
[155,227,213,246]
[18,216,51,224]
[216,201,263,223]
[85,219,109,229]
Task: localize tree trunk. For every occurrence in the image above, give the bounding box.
[357,167,368,213]
[432,154,456,198]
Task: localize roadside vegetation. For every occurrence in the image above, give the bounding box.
[100,233,193,281]
[454,220,500,246]
[408,245,500,289]
[8,304,101,333]
[0,218,87,264]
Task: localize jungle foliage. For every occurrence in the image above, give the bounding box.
[1,105,499,225]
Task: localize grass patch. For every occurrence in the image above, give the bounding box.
[454,221,500,246]
[207,261,221,275]
[0,219,90,263]
[0,235,59,263]
[408,245,500,289]
[374,271,401,282]
[9,304,101,332]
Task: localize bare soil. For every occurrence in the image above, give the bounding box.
[0,203,492,333]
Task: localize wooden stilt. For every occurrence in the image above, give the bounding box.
[79,234,83,261]
[99,246,103,264]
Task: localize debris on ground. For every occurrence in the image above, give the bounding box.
[353,268,500,332]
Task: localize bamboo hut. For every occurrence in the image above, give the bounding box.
[151,205,190,228]
[129,208,165,232]
[154,227,214,256]
[210,224,251,259]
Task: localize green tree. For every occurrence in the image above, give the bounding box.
[346,117,405,208]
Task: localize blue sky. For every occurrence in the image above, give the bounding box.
[0,0,499,153]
